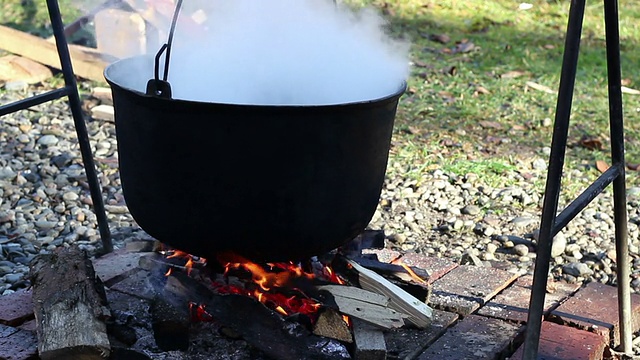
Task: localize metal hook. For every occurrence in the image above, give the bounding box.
[146,0,184,98]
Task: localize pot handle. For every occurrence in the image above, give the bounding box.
[146,0,184,98]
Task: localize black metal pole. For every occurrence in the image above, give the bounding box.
[46,0,113,253]
[603,0,632,353]
[522,0,586,359]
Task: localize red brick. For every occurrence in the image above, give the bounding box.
[93,249,144,287]
[550,281,640,347]
[359,250,458,284]
[385,309,459,359]
[395,253,459,284]
[417,314,522,359]
[428,265,519,315]
[0,289,33,326]
[510,321,606,360]
[478,276,581,323]
[0,324,38,360]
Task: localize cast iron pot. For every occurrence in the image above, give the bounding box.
[104,56,405,261]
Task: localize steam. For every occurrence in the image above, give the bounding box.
[112,0,410,105]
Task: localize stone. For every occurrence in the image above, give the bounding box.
[551,232,568,258]
[562,262,593,277]
[461,205,481,216]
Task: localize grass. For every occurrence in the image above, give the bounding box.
[2,0,640,195]
[347,0,640,192]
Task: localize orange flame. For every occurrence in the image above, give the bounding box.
[218,253,315,291]
[391,259,428,285]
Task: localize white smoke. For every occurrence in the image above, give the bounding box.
[111,0,410,105]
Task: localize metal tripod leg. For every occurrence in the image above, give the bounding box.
[46,0,113,253]
[522,0,630,358]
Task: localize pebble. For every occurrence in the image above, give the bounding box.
[2,84,640,355]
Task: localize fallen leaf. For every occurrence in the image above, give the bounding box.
[453,40,476,53]
[627,163,640,171]
[428,33,451,44]
[543,44,555,50]
[412,60,431,68]
[525,81,556,94]
[474,86,491,96]
[579,137,603,151]
[437,91,456,103]
[500,70,527,79]
[596,160,610,173]
[622,78,632,86]
[443,66,457,76]
[479,121,503,129]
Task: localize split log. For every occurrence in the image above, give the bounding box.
[30,247,111,360]
[0,24,116,82]
[346,260,433,329]
[317,285,405,329]
[313,308,353,343]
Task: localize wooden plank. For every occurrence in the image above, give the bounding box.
[352,318,387,360]
[317,284,389,306]
[347,259,433,329]
[0,24,116,82]
[29,247,111,360]
[318,285,405,329]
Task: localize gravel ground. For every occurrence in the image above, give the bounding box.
[2,82,640,355]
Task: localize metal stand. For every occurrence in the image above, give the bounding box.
[523,0,630,358]
[0,0,113,253]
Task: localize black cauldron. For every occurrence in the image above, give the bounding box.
[104,56,405,261]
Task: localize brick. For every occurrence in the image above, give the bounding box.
[16,319,36,332]
[0,324,38,360]
[385,309,458,359]
[550,281,640,347]
[110,269,160,300]
[478,276,581,323]
[417,314,522,360]
[359,250,458,284]
[0,289,33,326]
[93,249,145,287]
[510,321,606,360]
[428,265,519,315]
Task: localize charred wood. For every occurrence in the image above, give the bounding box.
[165,271,351,360]
[29,247,111,360]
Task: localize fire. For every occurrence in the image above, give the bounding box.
[162,249,347,325]
[163,248,207,276]
[217,252,315,291]
[391,258,428,285]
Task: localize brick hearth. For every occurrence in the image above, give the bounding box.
[1,242,638,360]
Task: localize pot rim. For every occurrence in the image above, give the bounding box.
[103,56,407,109]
